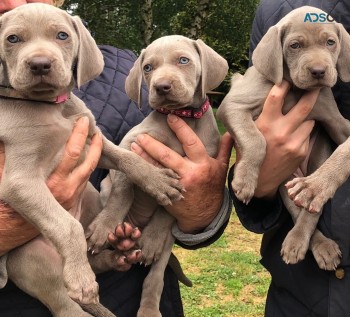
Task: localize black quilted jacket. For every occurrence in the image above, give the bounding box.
[0,46,184,317]
[74,45,152,191]
[231,1,350,316]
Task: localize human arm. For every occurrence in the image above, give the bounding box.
[130,114,233,249]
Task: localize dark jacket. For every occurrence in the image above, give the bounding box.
[231,1,350,316]
[0,46,184,317]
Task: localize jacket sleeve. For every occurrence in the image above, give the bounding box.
[74,45,152,191]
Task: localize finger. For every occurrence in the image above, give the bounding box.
[167,114,207,162]
[216,132,234,164]
[72,131,102,182]
[291,120,315,143]
[135,133,184,171]
[131,142,164,168]
[54,116,90,175]
[286,89,320,128]
[261,80,291,118]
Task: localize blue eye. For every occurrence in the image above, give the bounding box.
[143,64,153,72]
[57,32,69,40]
[7,35,20,43]
[179,57,189,64]
[327,39,336,46]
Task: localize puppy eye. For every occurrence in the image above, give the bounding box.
[143,64,153,72]
[327,39,336,46]
[179,57,190,64]
[290,42,301,49]
[7,35,20,43]
[57,32,69,40]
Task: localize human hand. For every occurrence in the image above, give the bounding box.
[252,80,319,199]
[47,116,103,210]
[131,114,233,233]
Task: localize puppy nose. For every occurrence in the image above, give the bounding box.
[309,66,325,79]
[155,81,171,95]
[29,57,51,75]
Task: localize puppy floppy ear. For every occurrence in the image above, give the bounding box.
[125,50,145,108]
[252,25,284,84]
[194,39,228,99]
[71,16,104,88]
[336,22,350,82]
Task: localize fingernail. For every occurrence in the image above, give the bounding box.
[130,142,138,151]
[137,134,145,142]
[168,114,178,123]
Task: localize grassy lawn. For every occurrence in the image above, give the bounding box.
[173,214,270,317]
[172,109,271,316]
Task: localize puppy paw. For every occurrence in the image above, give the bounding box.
[137,229,168,266]
[286,176,335,213]
[232,163,258,203]
[108,222,141,252]
[141,168,185,206]
[85,216,115,254]
[311,236,341,271]
[64,262,99,304]
[92,248,142,272]
[232,180,255,204]
[281,229,310,264]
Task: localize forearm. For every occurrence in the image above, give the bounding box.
[0,204,38,256]
[173,187,232,249]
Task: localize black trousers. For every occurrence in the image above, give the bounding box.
[262,220,329,317]
[0,264,184,317]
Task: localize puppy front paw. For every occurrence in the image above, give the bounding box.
[85,215,115,254]
[286,176,334,213]
[141,167,185,206]
[232,163,258,204]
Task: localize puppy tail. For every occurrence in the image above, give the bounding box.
[81,303,116,317]
[168,253,193,287]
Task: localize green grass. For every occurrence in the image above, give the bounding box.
[172,110,271,316]
[174,214,270,317]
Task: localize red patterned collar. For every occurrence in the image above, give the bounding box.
[156,98,210,119]
[0,85,69,104]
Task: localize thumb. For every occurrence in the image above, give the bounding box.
[216,132,234,164]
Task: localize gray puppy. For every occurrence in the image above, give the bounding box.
[217,6,350,270]
[0,3,183,316]
[86,35,228,317]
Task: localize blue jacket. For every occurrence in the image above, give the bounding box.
[74,45,152,191]
[231,1,350,316]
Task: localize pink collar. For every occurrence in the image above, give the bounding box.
[0,86,69,104]
[156,98,210,119]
